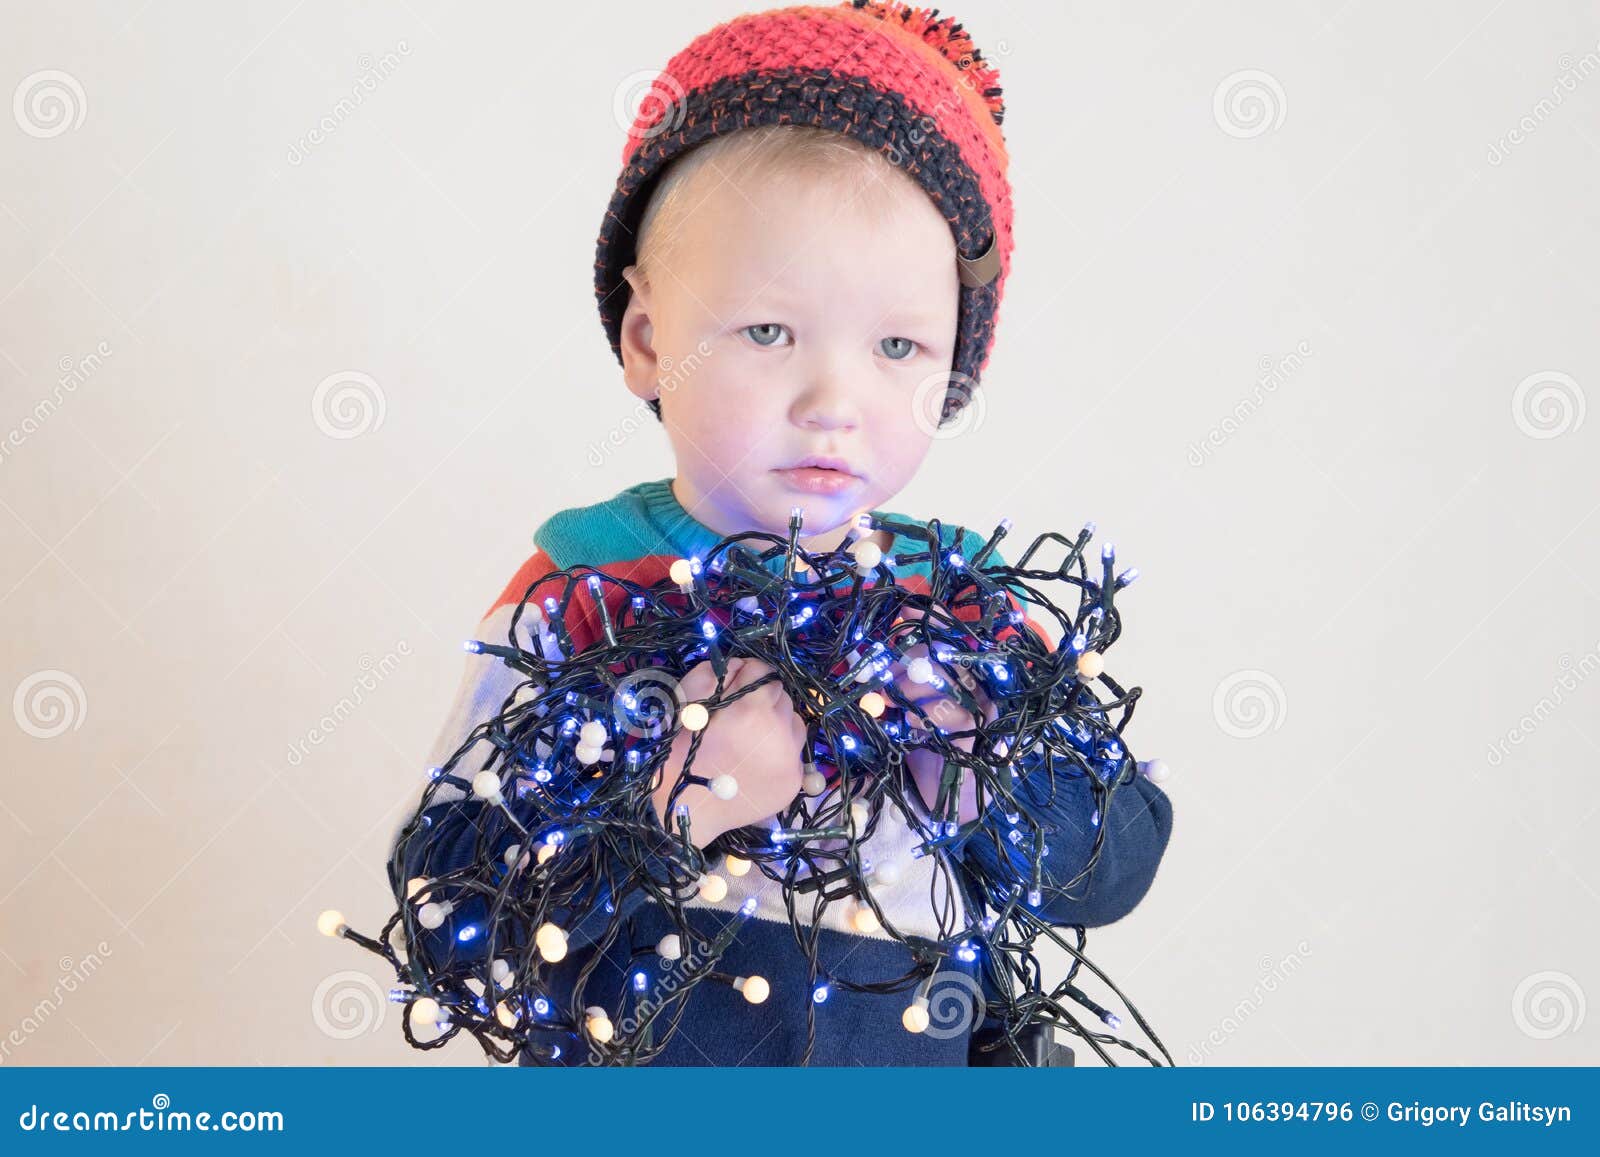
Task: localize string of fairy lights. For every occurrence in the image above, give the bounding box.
[320,506,1174,1066]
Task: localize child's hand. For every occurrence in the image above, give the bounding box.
[650,657,808,848]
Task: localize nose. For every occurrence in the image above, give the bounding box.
[790,350,861,432]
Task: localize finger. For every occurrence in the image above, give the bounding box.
[673,659,720,702]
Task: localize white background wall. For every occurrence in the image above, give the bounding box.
[2,0,1596,1065]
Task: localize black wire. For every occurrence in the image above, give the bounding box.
[348,515,1167,1066]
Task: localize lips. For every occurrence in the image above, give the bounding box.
[772,458,863,495]
[778,455,859,476]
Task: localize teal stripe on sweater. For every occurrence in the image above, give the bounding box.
[533,477,996,580]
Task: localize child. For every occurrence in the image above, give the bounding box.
[391,0,1173,1066]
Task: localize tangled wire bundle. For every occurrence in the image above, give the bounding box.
[324,508,1173,1066]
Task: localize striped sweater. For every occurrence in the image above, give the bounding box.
[391,477,1174,1066]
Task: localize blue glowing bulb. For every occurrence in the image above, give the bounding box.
[426,765,443,780]
[633,971,648,991]
[957,940,978,962]
[462,640,482,653]
[1027,888,1042,907]
[740,895,759,916]
[813,983,831,1004]
[457,925,479,942]
[840,734,857,752]
[701,618,718,639]
[533,997,550,1016]
[948,552,965,569]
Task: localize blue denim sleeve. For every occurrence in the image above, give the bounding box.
[960,764,1173,927]
[954,529,1174,927]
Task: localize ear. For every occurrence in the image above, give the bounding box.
[618,265,659,405]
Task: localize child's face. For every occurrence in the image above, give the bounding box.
[620,161,960,552]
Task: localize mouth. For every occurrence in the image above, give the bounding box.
[771,456,864,495]
[776,455,860,476]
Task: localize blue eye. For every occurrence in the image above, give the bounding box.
[879,336,917,360]
[744,323,790,347]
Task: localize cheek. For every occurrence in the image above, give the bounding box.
[668,361,783,441]
[865,393,936,456]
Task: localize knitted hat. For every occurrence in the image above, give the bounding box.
[595,0,1013,424]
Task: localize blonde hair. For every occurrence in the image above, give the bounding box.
[632,124,918,288]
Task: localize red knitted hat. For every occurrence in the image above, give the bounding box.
[595,0,1013,423]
